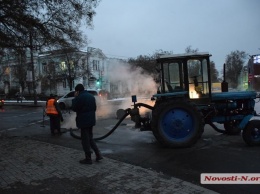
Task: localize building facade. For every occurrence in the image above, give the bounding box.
[0,49,38,97]
[0,47,110,97]
[0,47,146,99]
[37,47,108,96]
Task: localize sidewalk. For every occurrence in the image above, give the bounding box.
[1,101,219,193]
[0,135,218,194]
[4,100,46,107]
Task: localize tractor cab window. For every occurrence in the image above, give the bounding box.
[188,59,209,99]
[163,62,184,92]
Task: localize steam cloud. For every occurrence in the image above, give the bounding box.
[62,60,157,129]
[106,59,157,114]
[107,59,157,97]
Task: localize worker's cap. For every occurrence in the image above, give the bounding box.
[75,84,84,92]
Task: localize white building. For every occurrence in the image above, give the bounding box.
[0,47,109,97]
[37,47,108,96]
[0,47,141,99]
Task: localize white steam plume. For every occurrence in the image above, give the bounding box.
[107,59,157,98]
[61,59,158,129]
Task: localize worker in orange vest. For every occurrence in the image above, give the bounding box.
[46,94,63,136]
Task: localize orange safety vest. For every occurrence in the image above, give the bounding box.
[46,99,59,115]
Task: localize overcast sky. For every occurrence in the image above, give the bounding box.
[85,0,260,71]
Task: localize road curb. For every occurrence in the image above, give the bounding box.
[4,101,46,107]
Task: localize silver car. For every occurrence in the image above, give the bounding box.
[57,89,101,110]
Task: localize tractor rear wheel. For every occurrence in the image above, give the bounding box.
[224,120,241,135]
[242,120,260,146]
[151,100,204,148]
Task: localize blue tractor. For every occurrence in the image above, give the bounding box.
[129,52,260,148]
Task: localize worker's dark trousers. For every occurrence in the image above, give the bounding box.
[81,127,100,156]
[49,115,61,134]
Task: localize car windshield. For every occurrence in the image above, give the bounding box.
[66,91,75,98]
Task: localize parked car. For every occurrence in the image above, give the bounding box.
[57,89,105,110]
[98,89,109,100]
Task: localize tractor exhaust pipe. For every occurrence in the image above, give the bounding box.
[221,63,228,92]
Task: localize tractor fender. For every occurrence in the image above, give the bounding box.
[238,115,254,130]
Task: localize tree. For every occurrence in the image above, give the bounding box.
[185,46,219,82]
[128,50,173,83]
[129,46,220,86]
[185,45,199,53]
[0,0,100,50]
[210,61,219,82]
[38,48,89,93]
[185,46,201,77]
[128,55,156,75]
[41,58,57,94]
[225,50,247,88]
[62,48,88,91]
[1,0,99,103]
[0,48,28,94]
[13,49,27,93]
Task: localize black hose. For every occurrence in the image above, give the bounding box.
[70,110,130,141]
[135,103,154,110]
[208,122,225,133]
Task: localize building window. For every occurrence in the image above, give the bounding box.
[42,63,47,73]
[4,67,11,75]
[69,61,74,69]
[13,66,18,74]
[93,60,99,70]
[63,80,66,88]
[60,61,66,70]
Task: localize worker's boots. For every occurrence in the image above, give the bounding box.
[79,152,92,164]
[95,151,103,162]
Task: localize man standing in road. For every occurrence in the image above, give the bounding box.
[46,94,63,136]
[72,84,103,164]
[16,92,23,103]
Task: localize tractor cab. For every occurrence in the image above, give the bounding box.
[155,52,212,104]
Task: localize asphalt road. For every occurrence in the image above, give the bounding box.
[1,101,260,194]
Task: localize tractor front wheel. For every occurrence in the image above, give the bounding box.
[151,100,204,148]
[242,120,260,146]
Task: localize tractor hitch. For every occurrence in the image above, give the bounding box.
[128,96,154,131]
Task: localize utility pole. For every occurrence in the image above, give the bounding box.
[29,31,37,105]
